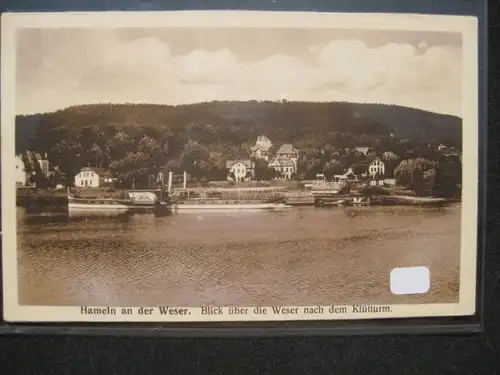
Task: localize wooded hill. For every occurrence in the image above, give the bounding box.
[14,100,462,187]
[16,100,461,151]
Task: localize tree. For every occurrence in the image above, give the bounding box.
[394,158,435,195]
[105,131,132,162]
[433,156,462,197]
[254,159,271,180]
[322,159,345,180]
[109,152,154,188]
[89,143,104,167]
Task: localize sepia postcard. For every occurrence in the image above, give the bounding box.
[1,11,479,323]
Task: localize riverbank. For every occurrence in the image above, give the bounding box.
[16,185,459,209]
[16,187,126,208]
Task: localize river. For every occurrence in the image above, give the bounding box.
[15,204,461,307]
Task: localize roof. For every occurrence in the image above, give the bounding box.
[253,136,272,150]
[277,144,298,154]
[251,145,269,152]
[269,158,295,167]
[225,160,253,169]
[382,151,399,160]
[354,147,372,156]
[78,167,112,177]
[383,151,398,156]
[369,158,385,165]
[256,135,272,142]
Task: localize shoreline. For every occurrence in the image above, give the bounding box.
[15,186,460,210]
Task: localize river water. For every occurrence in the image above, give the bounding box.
[16,204,461,307]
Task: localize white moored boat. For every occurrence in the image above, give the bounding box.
[170,185,292,212]
[173,199,291,211]
[68,196,132,211]
[67,190,173,213]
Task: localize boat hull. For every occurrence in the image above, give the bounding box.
[67,190,174,214]
[68,202,131,211]
[173,202,292,211]
[378,196,450,207]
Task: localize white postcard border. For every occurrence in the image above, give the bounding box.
[1,11,479,323]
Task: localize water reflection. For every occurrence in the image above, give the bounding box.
[19,210,132,227]
[16,205,462,307]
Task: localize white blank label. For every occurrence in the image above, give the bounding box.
[390,267,430,295]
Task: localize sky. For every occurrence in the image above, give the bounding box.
[15,27,462,117]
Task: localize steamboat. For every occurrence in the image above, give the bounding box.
[309,174,347,198]
[67,189,174,213]
[170,186,292,211]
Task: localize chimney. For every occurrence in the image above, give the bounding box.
[183,171,187,189]
[168,171,173,193]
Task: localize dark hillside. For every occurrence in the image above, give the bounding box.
[16,100,461,154]
[14,100,462,188]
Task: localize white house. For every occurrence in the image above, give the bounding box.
[15,155,27,186]
[269,158,296,179]
[74,167,109,188]
[368,158,385,178]
[226,160,255,182]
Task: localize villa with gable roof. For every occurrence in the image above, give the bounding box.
[268,158,296,180]
[268,143,300,180]
[226,160,255,182]
[74,167,116,188]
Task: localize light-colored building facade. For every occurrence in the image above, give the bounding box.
[74,167,103,188]
[268,143,300,180]
[226,160,255,182]
[269,158,296,179]
[34,153,50,176]
[368,158,385,178]
[15,155,27,186]
[250,136,273,161]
